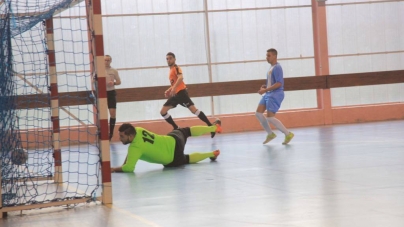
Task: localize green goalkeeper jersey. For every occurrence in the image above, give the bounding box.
[122,127,176,172]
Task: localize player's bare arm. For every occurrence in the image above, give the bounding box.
[258,82,282,95]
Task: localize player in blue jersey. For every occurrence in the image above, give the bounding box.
[255,48,294,145]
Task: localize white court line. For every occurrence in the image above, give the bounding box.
[64,182,161,226]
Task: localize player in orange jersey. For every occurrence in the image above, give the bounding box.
[160,52,219,138]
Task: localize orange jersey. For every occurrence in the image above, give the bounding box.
[169,64,186,94]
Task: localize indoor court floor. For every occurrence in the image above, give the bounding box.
[3,120,404,227]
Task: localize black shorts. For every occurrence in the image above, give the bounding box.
[164,89,194,108]
[164,127,192,167]
[107,90,117,109]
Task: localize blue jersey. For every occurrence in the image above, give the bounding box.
[266,63,284,92]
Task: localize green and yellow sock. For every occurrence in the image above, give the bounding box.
[190,125,216,137]
[188,152,215,164]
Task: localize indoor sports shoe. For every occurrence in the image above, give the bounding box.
[263,132,277,144]
[282,132,294,145]
[211,119,222,138]
[210,150,220,161]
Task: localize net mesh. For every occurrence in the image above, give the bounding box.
[1,0,102,207]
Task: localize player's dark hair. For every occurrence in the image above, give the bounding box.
[105,54,112,60]
[267,48,278,56]
[119,123,136,136]
[166,52,176,59]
